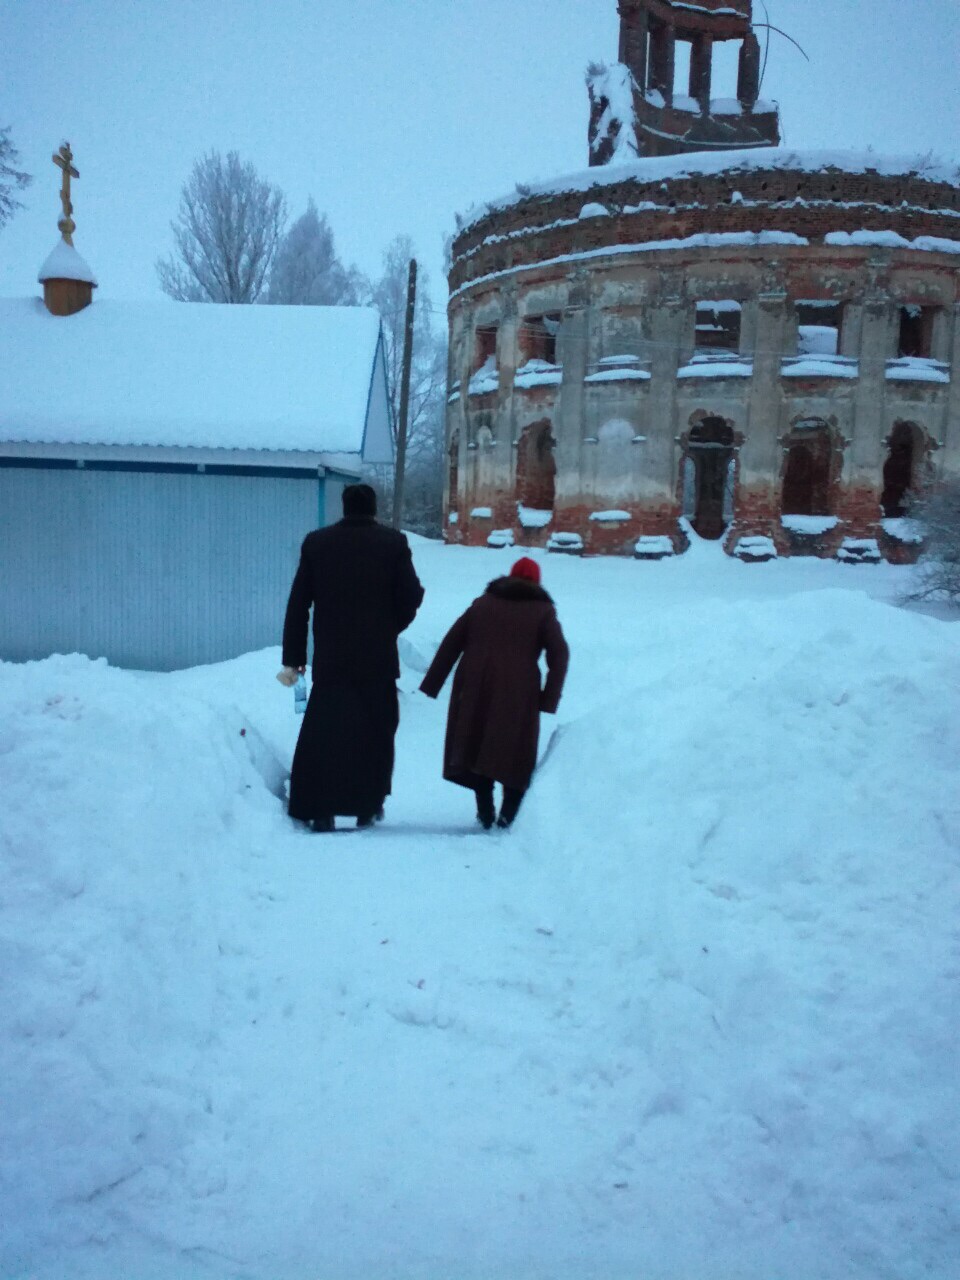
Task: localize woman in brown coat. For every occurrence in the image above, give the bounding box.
[420,557,569,829]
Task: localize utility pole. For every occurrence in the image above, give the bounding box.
[391,257,417,529]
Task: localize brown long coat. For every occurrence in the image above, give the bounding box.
[420,576,569,792]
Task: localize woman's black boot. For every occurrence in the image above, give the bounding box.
[475,779,496,830]
[497,786,525,829]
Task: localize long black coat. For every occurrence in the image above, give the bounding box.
[420,576,569,792]
[283,516,424,819]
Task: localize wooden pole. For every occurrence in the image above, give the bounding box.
[391,258,417,529]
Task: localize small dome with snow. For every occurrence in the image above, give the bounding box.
[38,238,98,286]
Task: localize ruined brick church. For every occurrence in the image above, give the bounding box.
[444,0,960,561]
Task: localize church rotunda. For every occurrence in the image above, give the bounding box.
[444,0,960,562]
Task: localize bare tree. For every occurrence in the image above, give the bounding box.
[903,482,960,607]
[368,235,447,535]
[0,126,31,233]
[266,199,366,305]
[157,151,286,302]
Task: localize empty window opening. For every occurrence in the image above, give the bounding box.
[712,38,741,100]
[474,324,499,371]
[696,301,741,353]
[673,38,693,104]
[882,422,923,518]
[646,21,674,98]
[516,420,556,512]
[782,424,833,516]
[897,306,935,359]
[448,431,459,509]
[796,302,842,356]
[684,416,735,540]
[519,314,562,367]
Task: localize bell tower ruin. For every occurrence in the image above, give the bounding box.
[589,0,780,163]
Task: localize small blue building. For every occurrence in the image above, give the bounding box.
[0,253,393,671]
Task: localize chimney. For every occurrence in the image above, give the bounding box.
[39,142,97,316]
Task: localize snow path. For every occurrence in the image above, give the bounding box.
[2,541,959,1279]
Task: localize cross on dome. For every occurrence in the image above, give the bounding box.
[52,142,79,245]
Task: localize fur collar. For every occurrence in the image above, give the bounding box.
[485,576,553,605]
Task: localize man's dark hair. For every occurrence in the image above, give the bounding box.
[342,483,377,518]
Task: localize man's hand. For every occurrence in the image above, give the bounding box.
[276,667,300,687]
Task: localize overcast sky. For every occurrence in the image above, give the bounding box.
[2,0,958,315]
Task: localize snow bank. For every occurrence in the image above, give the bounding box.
[3,544,960,1279]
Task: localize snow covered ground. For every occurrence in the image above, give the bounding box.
[2,539,959,1280]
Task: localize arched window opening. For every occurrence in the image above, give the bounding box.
[782,424,833,516]
[684,415,735,540]
[516,420,556,512]
[882,422,923,518]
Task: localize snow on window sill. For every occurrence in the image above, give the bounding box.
[514,359,563,389]
[781,355,858,380]
[885,357,950,384]
[518,504,553,529]
[781,515,839,535]
[678,353,753,379]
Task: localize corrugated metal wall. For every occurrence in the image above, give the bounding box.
[0,465,321,671]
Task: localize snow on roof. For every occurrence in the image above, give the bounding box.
[0,298,384,455]
[459,148,960,232]
[37,238,98,286]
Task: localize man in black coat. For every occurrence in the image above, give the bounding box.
[281,483,424,832]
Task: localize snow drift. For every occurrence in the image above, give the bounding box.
[2,546,959,1279]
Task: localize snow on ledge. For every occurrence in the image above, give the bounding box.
[518,504,552,529]
[837,538,882,563]
[487,529,515,548]
[885,358,950,384]
[782,355,858,380]
[471,507,493,519]
[585,355,651,384]
[458,148,960,233]
[881,517,924,544]
[468,358,499,396]
[678,354,753,379]
[589,509,631,522]
[733,536,778,561]
[546,532,584,553]
[451,231,809,301]
[514,359,563,388]
[634,535,674,558]
[781,515,839,535]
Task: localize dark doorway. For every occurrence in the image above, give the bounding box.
[782,425,833,515]
[516,420,556,511]
[685,416,734,540]
[881,422,917,517]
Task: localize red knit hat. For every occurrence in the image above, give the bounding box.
[510,556,541,585]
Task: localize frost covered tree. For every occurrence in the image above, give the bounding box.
[368,235,447,535]
[0,126,31,233]
[156,151,286,303]
[266,199,365,305]
[905,481,960,606]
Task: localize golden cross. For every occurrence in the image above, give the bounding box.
[52,142,79,244]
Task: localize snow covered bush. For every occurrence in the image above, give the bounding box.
[905,481,960,605]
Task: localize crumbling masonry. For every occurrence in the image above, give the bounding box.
[444,0,960,561]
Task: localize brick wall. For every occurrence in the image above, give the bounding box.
[451,167,960,293]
